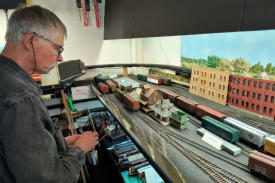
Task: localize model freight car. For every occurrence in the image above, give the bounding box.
[137,74,147,81]
[159,76,172,86]
[223,117,269,147]
[147,75,162,85]
[170,110,188,130]
[106,80,117,92]
[196,104,227,121]
[98,82,109,94]
[201,116,240,143]
[248,150,275,181]
[94,74,108,84]
[176,96,198,114]
[159,88,179,104]
[123,94,140,111]
[264,135,275,156]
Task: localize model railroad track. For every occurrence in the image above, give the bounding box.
[135,112,249,183]
[219,110,275,134]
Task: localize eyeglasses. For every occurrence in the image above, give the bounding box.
[32,32,64,56]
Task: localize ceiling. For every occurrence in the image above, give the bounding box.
[104,0,275,40]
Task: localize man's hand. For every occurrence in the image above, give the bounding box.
[65,134,81,148]
[72,131,98,153]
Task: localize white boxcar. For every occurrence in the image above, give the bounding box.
[223,117,269,147]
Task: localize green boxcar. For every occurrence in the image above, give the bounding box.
[201,116,240,143]
[172,111,188,122]
[137,74,147,81]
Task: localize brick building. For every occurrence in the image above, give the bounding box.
[189,66,230,105]
[227,75,275,119]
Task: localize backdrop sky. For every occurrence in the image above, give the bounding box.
[181,30,275,67]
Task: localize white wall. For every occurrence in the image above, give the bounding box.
[0,0,181,67]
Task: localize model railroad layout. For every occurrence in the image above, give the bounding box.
[93,74,275,182]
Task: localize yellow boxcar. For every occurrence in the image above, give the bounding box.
[264,135,275,156]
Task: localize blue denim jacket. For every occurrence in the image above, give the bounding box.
[0,55,85,183]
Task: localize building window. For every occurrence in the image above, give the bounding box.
[220,76,222,80]
[242,90,245,96]
[246,102,249,108]
[236,99,238,105]
[266,83,270,90]
[204,80,206,85]
[258,94,261,100]
[259,82,263,89]
[197,71,199,75]
[203,89,205,93]
[232,88,235,94]
[209,82,211,86]
[224,76,226,81]
[243,79,247,86]
[223,85,225,90]
[214,74,216,79]
[248,80,251,86]
[251,103,255,110]
[213,83,215,87]
[263,107,267,113]
[232,98,234,103]
[208,91,210,95]
[247,91,250,98]
[265,95,269,102]
[212,92,214,96]
[271,96,274,103]
[241,101,244,107]
[236,89,239,95]
[222,95,224,100]
[273,84,275,91]
[238,78,241,84]
[252,92,256,99]
[210,73,212,78]
[254,81,258,88]
[256,105,260,112]
[233,78,236,84]
[269,108,273,115]
[219,84,221,89]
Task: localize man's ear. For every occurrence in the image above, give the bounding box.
[22,33,35,50]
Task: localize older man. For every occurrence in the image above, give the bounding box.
[0,5,98,183]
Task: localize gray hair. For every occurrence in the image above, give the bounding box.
[5,5,67,42]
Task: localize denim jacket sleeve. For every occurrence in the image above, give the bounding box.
[0,94,85,183]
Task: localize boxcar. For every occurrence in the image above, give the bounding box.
[248,150,275,181]
[196,104,227,121]
[147,75,162,85]
[98,82,109,94]
[123,94,140,111]
[137,74,147,81]
[223,117,269,147]
[158,88,179,104]
[176,96,198,114]
[202,116,240,143]
[106,80,117,92]
[264,135,275,156]
[160,77,172,86]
